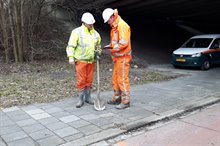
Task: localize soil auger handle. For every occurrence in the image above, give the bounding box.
[96,58,100,100]
[94,56,106,111]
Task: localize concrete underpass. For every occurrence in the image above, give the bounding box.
[93,0,220,64]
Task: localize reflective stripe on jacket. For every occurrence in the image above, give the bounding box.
[110,9,132,62]
[66,25,101,63]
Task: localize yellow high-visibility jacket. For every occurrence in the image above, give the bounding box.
[66,24,101,63]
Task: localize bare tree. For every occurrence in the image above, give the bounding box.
[8,0,19,62]
[0,0,10,63]
[1,0,103,63]
[0,0,66,63]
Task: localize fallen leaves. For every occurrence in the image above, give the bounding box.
[0,60,177,108]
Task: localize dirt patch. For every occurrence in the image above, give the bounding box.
[0,54,180,109]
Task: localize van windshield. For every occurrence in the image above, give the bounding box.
[182,38,213,48]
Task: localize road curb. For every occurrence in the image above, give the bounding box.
[124,97,220,131]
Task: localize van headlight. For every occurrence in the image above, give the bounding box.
[191,53,201,57]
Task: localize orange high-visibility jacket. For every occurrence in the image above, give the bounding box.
[109,9,132,62]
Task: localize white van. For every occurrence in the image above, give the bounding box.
[171,34,220,70]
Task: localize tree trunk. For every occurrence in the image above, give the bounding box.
[8,0,18,62]
[0,0,10,63]
[21,0,27,59]
[13,0,23,62]
[1,0,64,63]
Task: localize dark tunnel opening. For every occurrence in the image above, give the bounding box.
[117,14,220,65]
[123,17,191,64]
[101,0,220,65]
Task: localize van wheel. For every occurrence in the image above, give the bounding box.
[201,59,210,70]
[173,65,180,69]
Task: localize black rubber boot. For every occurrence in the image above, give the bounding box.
[107,96,121,105]
[85,89,94,104]
[116,103,130,109]
[76,90,85,108]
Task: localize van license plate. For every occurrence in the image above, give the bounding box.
[176,58,186,62]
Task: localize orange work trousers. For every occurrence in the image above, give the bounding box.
[112,57,131,95]
[75,61,95,91]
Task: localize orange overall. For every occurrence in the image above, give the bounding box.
[75,62,95,91]
[109,9,132,104]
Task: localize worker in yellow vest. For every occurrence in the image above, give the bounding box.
[66,12,101,108]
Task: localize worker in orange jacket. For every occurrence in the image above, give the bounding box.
[102,8,132,109]
[66,12,101,108]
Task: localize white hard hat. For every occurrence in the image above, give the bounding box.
[102,8,114,23]
[81,12,95,24]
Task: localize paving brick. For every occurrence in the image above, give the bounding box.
[70,109,90,116]
[129,114,152,121]
[110,116,131,124]
[37,135,65,146]
[68,120,90,128]
[59,115,80,123]
[0,125,21,135]
[78,125,101,135]
[54,126,79,138]
[90,118,113,127]
[99,113,116,118]
[63,106,78,113]
[0,111,4,115]
[152,106,176,114]
[29,129,54,140]
[20,105,37,111]
[45,121,68,131]
[5,110,26,118]
[43,107,63,114]
[37,104,55,110]
[80,113,100,120]
[127,110,154,120]
[30,112,52,120]
[25,109,44,115]
[8,114,31,121]
[63,133,84,142]
[0,114,10,121]
[38,117,59,125]
[0,119,15,128]
[0,140,7,146]
[2,107,20,113]
[16,119,37,127]
[1,131,28,143]
[100,123,115,130]
[22,123,45,134]
[7,137,37,146]
[60,127,123,146]
[51,111,70,118]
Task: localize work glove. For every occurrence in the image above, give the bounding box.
[95,45,102,55]
[95,52,100,60]
[69,57,75,65]
[95,45,102,60]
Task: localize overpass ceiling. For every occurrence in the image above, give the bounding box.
[103,0,220,23]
